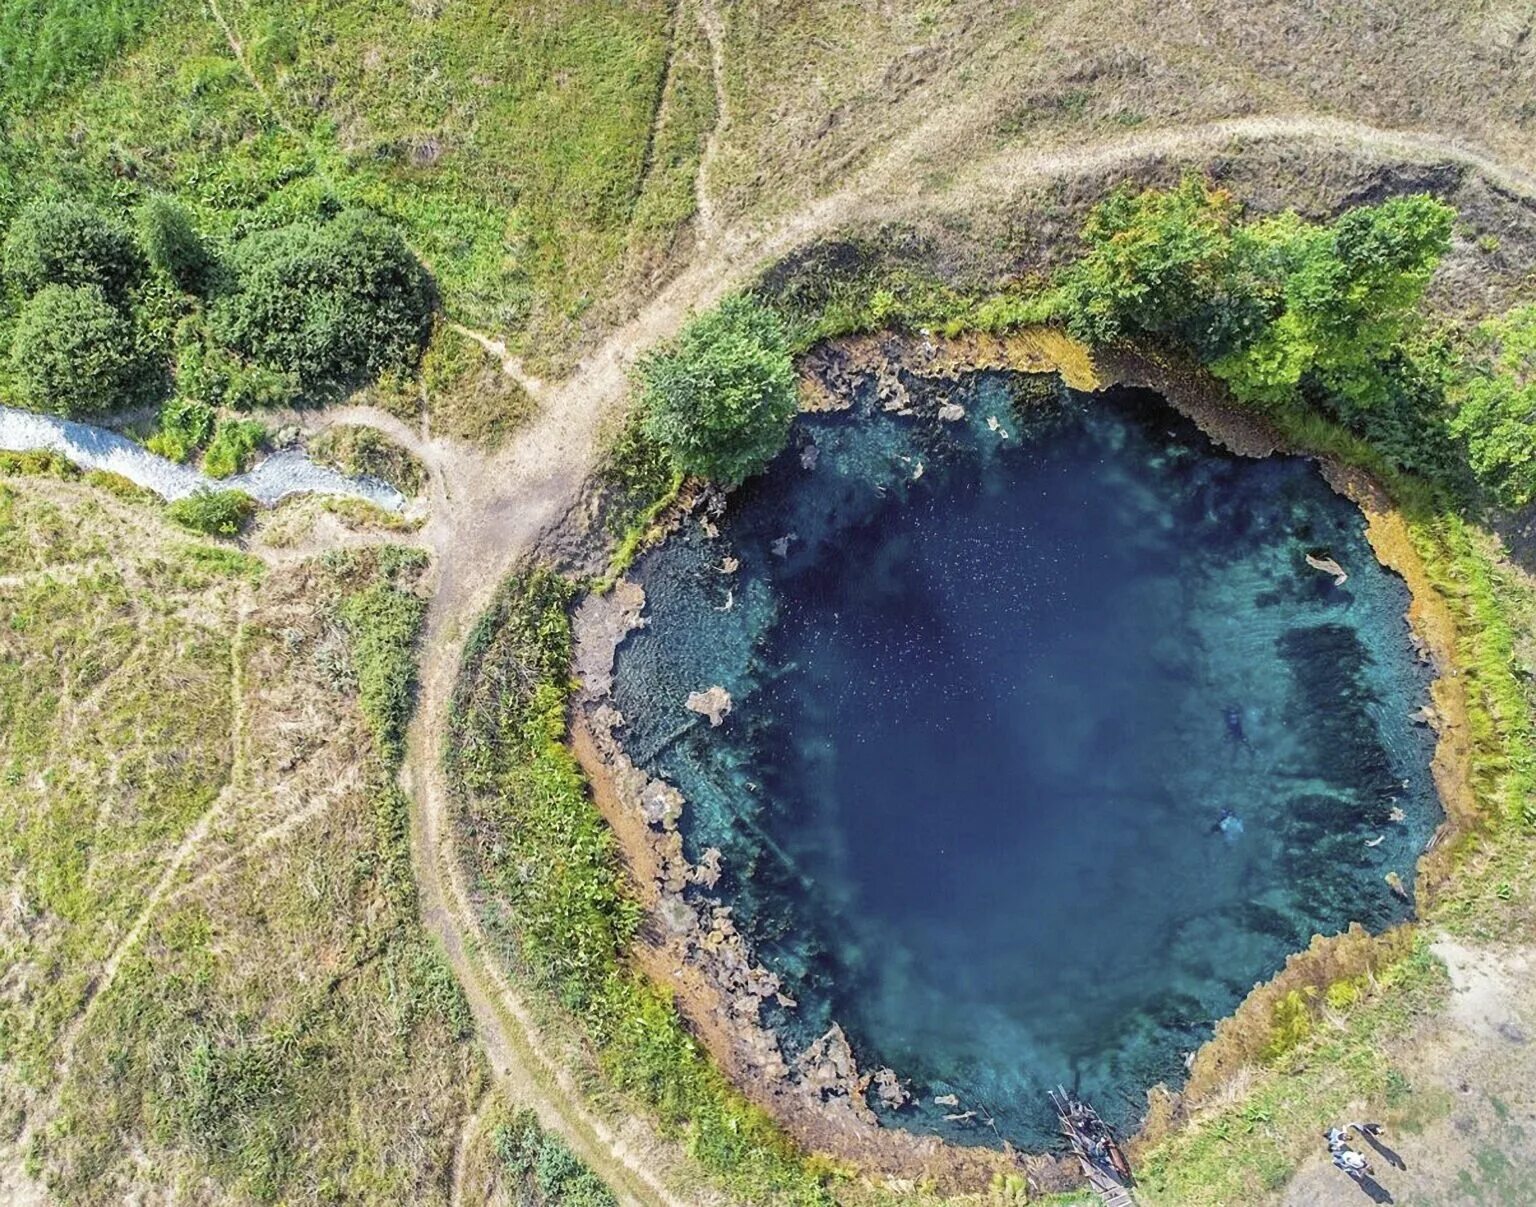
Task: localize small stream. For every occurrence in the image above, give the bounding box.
[0,406,406,511]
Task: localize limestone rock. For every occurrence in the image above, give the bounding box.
[685,685,732,726]
[570,578,646,699]
[869,1068,911,1110]
[691,846,723,888]
[937,402,966,422]
[640,779,685,829]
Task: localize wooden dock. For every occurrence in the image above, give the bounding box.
[1049,1087,1139,1207]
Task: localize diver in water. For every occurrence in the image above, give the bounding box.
[1224,705,1251,747]
[1209,807,1245,841]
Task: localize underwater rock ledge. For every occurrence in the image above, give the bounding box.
[567,327,1477,1190]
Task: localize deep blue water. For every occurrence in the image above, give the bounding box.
[610,373,1440,1147]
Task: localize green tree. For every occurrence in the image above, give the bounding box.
[2,197,142,298]
[1213,196,1454,407]
[138,195,210,291]
[638,294,797,486]
[1450,304,1536,507]
[211,209,432,391]
[8,283,136,415]
[1059,175,1270,358]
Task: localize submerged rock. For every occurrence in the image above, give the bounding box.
[937,402,966,422]
[1306,552,1349,586]
[685,685,733,726]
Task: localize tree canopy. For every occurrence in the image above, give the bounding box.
[8,283,137,415]
[639,294,798,486]
[1061,177,1455,410]
[1451,304,1536,508]
[211,209,433,392]
[2,197,143,299]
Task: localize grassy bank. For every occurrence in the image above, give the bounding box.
[446,567,835,1205]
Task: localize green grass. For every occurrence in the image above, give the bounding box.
[0,0,168,116]
[309,423,426,496]
[0,0,706,377]
[1136,941,1451,1204]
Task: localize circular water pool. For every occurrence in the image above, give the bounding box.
[610,371,1440,1146]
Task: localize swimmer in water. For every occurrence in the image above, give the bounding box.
[1209,807,1245,841]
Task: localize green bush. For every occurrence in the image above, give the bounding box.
[1451,303,1536,508]
[166,489,256,536]
[138,195,211,291]
[1211,196,1454,408]
[638,294,798,486]
[146,396,216,462]
[202,418,266,478]
[2,197,143,298]
[8,283,137,415]
[492,1110,617,1206]
[1061,178,1455,413]
[211,209,433,392]
[174,338,299,411]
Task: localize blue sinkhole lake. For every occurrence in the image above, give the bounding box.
[610,371,1441,1148]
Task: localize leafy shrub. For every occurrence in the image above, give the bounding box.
[146,396,216,462]
[1061,178,1456,414]
[2,197,142,298]
[138,195,210,291]
[1211,196,1454,408]
[1450,303,1536,508]
[202,418,266,478]
[175,338,298,411]
[166,489,256,536]
[8,283,137,415]
[638,294,797,486]
[492,1110,617,1206]
[212,209,433,392]
[1059,175,1268,359]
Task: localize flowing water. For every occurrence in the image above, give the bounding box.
[610,372,1441,1147]
[0,405,406,510]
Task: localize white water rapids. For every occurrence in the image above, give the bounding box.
[0,406,405,511]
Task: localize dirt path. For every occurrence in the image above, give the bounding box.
[693,0,730,238]
[384,115,1536,1207]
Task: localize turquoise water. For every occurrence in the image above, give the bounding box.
[610,373,1440,1147]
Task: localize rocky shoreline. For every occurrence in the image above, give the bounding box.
[565,327,1477,1190]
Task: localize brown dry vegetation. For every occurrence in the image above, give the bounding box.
[0,474,481,1204]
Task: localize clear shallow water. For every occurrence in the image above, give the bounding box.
[0,405,405,510]
[611,374,1440,1147]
